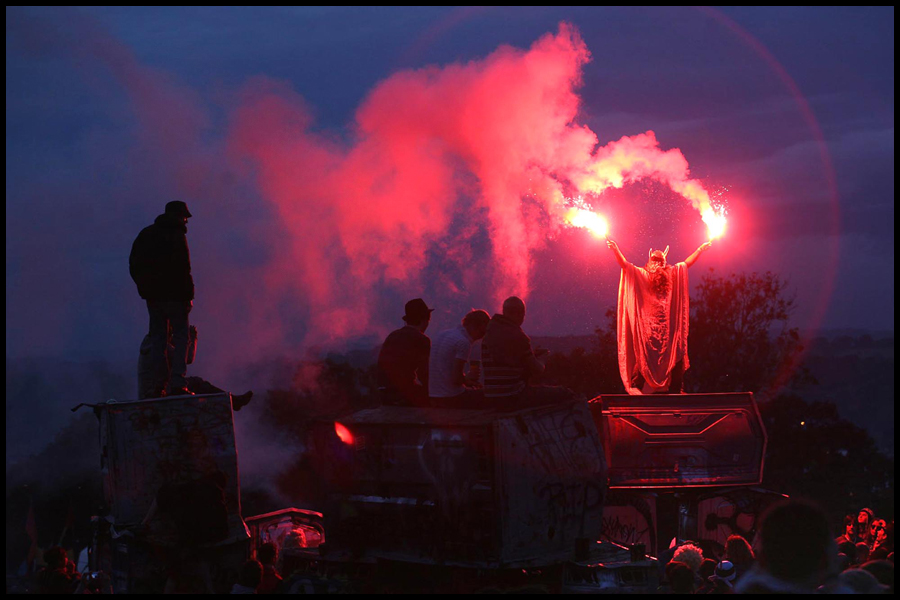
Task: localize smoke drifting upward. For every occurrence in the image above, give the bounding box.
[7,12,720,364]
[228,22,716,344]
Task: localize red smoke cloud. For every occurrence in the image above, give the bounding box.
[229,23,715,345]
[10,12,717,362]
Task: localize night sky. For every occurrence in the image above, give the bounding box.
[6,7,894,385]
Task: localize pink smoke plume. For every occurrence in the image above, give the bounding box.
[228,22,714,345]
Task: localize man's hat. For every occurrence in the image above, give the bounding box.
[713,560,736,582]
[165,200,193,218]
[402,298,434,323]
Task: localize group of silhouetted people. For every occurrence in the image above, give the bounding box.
[376,296,572,409]
[129,202,721,407]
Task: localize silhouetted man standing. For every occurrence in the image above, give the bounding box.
[130,201,195,397]
[377,298,433,407]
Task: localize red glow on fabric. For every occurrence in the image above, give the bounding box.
[334,422,354,445]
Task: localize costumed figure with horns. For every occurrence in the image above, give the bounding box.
[606,239,712,394]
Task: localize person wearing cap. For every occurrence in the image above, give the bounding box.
[377,298,433,406]
[706,560,737,594]
[129,201,195,396]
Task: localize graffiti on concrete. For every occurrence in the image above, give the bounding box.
[600,491,657,555]
[103,395,240,527]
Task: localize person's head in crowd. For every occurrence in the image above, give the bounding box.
[836,552,851,572]
[755,499,832,587]
[856,542,871,564]
[666,561,695,594]
[861,560,894,594]
[43,547,68,571]
[713,560,737,585]
[699,557,717,581]
[501,296,526,326]
[461,309,491,341]
[258,542,278,567]
[872,519,888,543]
[838,540,858,565]
[724,533,755,567]
[872,521,895,560]
[672,543,704,573]
[237,559,263,590]
[842,514,857,538]
[858,507,875,529]
[838,568,890,594]
[402,298,433,333]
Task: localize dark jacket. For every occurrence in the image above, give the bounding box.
[129,213,194,301]
[481,314,534,398]
[377,325,431,404]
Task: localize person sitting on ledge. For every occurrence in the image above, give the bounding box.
[482,296,572,407]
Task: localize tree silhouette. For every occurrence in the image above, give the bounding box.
[540,310,623,397]
[758,393,894,523]
[684,270,892,521]
[686,269,808,396]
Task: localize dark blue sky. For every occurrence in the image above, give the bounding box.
[6,7,894,379]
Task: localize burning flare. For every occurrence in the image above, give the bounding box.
[566,207,609,238]
[702,207,727,240]
[229,23,731,345]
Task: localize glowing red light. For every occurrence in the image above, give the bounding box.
[334,422,354,445]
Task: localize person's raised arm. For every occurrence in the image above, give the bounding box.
[606,239,629,269]
[684,241,712,268]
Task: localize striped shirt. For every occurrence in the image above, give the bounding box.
[481,314,533,398]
